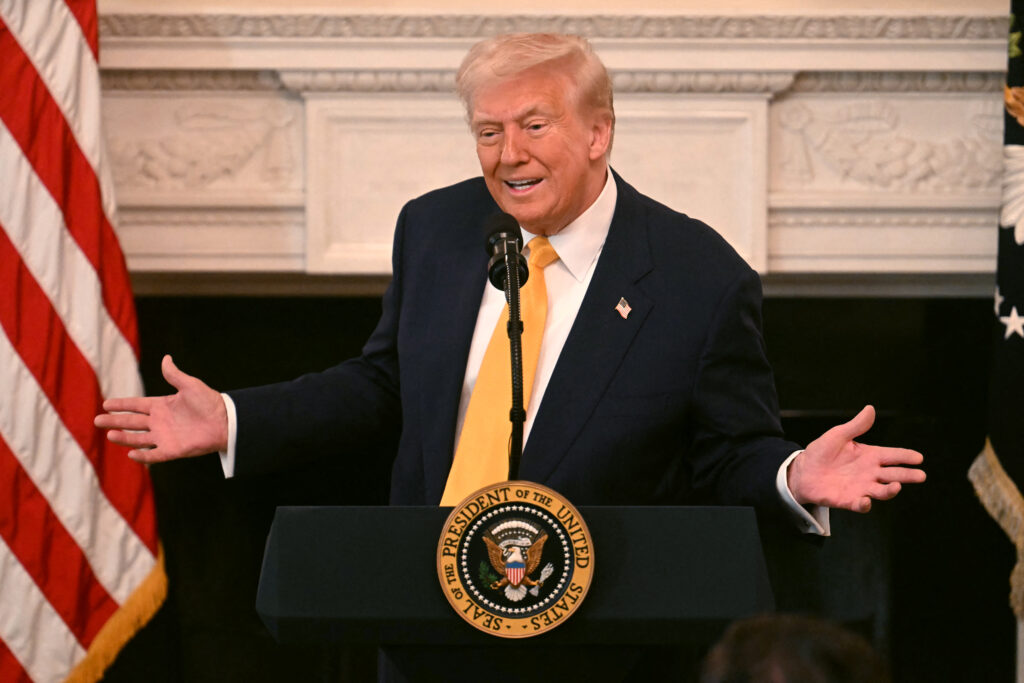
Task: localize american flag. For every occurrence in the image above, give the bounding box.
[969,1,1024,641]
[0,1,164,681]
[615,297,631,320]
[990,3,1024,487]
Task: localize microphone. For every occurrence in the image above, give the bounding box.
[482,211,528,480]
[484,212,529,291]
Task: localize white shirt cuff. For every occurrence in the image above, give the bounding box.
[776,449,830,536]
[218,393,238,479]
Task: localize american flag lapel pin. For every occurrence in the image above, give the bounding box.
[615,297,632,319]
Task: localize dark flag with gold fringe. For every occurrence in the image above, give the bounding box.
[970,3,1024,671]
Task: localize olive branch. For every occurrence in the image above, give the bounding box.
[478,560,499,587]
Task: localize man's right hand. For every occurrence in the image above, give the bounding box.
[94,354,228,463]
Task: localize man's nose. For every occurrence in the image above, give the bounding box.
[500,129,529,164]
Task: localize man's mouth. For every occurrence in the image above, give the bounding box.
[504,178,542,192]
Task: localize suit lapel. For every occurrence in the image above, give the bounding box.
[520,174,655,483]
[419,214,491,503]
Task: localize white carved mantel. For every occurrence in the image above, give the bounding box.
[97,1,1007,296]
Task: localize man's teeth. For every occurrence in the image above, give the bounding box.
[506,179,540,189]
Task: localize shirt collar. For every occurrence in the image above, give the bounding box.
[520,168,616,283]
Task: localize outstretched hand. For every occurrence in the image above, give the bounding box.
[94,355,228,463]
[787,405,925,513]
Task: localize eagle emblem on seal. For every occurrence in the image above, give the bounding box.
[482,519,555,602]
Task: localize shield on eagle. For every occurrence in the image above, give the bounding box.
[505,561,525,587]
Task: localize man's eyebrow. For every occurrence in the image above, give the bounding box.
[471,105,548,128]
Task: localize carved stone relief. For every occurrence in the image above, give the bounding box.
[772,95,1002,194]
[103,94,303,201]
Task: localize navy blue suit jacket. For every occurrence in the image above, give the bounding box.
[230,172,797,516]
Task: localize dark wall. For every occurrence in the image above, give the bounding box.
[103,295,1014,682]
[104,298,391,683]
[764,299,1014,682]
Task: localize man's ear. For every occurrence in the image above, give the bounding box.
[588,112,614,161]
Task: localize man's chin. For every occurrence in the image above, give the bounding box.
[495,203,548,231]
[485,196,562,234]
[506,213,546,235]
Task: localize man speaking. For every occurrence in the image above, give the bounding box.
[96,33,925,680]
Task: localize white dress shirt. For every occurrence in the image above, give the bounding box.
[453,169,617,452]
[221,169,828,535]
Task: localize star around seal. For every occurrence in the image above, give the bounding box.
[437,481,595,638]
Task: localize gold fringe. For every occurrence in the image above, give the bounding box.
[64,545,168,683]
[969,440,1024,618]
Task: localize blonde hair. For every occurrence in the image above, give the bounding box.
[455,33,615,127]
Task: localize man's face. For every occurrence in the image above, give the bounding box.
[470,65,612,236]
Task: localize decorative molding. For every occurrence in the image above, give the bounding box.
[278,70,455,94]
[117,207,305,274]
[612,71,795,95]
[98,14,1005,41]
[118,207,303,228]
[767,207,997,274]
[101,68,1000,96]
[790,71,1004,93]
[102,70,283,91]
[769,211,996,230]
[277,69,795,94]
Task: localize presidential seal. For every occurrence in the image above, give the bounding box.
[437,481,594,638]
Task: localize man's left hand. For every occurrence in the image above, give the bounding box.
[787,405,926,513]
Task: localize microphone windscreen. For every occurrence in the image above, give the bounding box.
[483,212,521,253]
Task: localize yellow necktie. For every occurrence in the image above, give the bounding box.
[440,237,560,505]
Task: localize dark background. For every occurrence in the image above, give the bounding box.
[101,293,1014,681]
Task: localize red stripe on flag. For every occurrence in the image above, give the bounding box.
[0,20,139,357]
[0,2,164,677]
[0,226,158,554]
[0,638,31,683]
[61,0,99,59]
[0,434,118,646]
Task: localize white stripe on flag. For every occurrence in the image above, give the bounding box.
[0,0,118,222]
[0,535,85,682]
[0,326,155,604]
[0,124,141,400]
